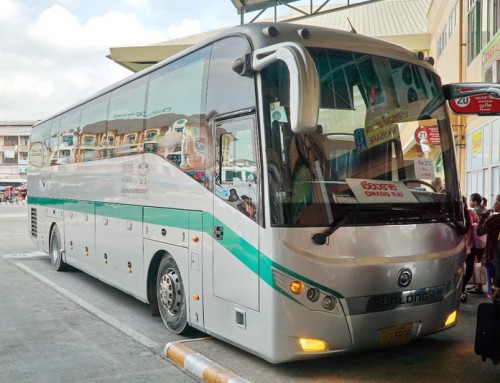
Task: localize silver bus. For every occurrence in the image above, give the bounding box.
[28,22,500,363]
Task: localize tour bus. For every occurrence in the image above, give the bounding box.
[27,22,500,363]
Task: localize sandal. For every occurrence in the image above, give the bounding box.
[467,286,484,294]
[460,292,468,303]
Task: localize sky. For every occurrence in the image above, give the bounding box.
[0,0,371,122]
[0,0,245,121]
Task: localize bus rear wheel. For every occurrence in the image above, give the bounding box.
[157,255,189,334]
[49,226,67,271]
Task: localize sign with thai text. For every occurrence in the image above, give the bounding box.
[414,125,440,145]
[364,109,406,149]
[413,158,435,180]
[449,90,500,115]
[347,179,418,204]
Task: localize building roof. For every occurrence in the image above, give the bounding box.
[0,121,37,127]
[286,0,430,36]
[108,0,431,73]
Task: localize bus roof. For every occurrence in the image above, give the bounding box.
[34,22,434,128]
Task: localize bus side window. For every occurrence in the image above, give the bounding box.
[30,121,48,168]
[59,108,81,164]
[48,118,60,166]
[78,94,109,162]
[145,47,210,185]
[108,76,148,158]
[216,117,260,223]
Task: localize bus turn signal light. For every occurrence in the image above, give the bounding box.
[445,310,457,326]
[290,281,304,295]
[299,338,327,352]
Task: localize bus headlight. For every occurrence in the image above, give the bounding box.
[306,287,320,302]
[272,268,343,314]
[322,296,336,311]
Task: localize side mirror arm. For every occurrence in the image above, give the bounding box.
[251,42,320,134]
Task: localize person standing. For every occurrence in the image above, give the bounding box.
[461,196,479,302]
[482,197,488,209]
[475,194,500,303]
[467,193,487,294]
[470,193,487,215]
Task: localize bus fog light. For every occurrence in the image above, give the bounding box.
[299,338,327,352]
[445,310,457,326]
[306,288,320,302]
[290,280,304,295]
[322,295,335,310]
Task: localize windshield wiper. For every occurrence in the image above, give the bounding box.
[312,208,357,245]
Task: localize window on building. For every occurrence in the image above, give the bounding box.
[481,0,490,49]
[3,153,18,164]
[468,1,481,64]
[493,166,500,202]
[492,118,500,164]
[4,136,18,146]
[494,0,500,34]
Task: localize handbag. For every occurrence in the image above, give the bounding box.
[472,222,487,249]
[472,258,487,286]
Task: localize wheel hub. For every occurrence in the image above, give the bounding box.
[50,237,58,264]
[159,269,182,315]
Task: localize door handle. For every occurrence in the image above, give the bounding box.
[213,226,223,240]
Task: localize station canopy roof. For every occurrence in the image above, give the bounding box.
[231,0,301,14]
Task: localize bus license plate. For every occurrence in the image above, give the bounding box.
[379,323,413,348]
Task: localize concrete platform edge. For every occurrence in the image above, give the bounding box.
[165,341,251,383]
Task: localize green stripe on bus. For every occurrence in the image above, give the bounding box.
[96,202,142,221]
[144,206,189,229]
[28,197,342,299]
[189,211,203,232]
[28,196,65,209]
[64,200,95,214]
[211,216,259,275]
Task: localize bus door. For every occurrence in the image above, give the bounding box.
[212,115,260,312]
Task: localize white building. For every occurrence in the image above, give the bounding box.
[0,121,36,186]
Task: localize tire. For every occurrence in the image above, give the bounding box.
[49,226,67,271]
[157,254,189,334]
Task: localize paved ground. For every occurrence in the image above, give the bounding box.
[0,204,196,383]
[3,203,500,382]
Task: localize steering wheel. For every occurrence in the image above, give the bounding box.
[401,178,437,192]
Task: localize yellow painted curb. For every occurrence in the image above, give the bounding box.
[165,341,251,383]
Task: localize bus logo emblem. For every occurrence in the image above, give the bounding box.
[397,268,412,288]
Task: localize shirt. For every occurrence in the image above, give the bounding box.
[476,213,500,287]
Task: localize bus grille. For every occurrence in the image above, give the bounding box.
[30,208,37,238]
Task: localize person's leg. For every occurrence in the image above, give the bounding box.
[463,251,475,292]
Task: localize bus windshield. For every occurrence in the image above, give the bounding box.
[263,48,457,227]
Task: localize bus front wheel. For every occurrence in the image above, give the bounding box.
[49,226,67,271]
[157,255,189,334]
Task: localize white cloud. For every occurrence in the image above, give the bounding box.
[29,5,166,49]
[166,19,201,39]
[0,1,240,120]
[0,3,169,120]
[0,0,18,19]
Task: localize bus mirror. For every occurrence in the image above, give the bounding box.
[252,42,320,133]
[443,83,500,115]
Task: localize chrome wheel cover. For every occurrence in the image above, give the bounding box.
[159,268,182,316]
[50,235,58,265]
